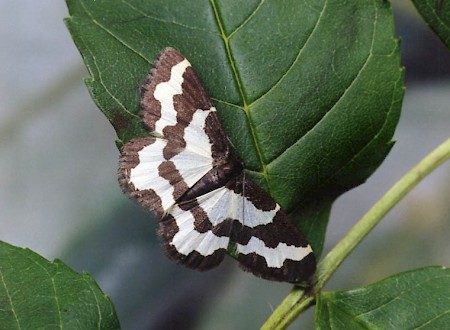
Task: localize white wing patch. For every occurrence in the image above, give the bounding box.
[170,204,229,256]
[237,237,313,268]
[182,107,216,157]
[168,108,215,186]
[129,139,175,211]
[153,59,191,135]
[196,186,280,227]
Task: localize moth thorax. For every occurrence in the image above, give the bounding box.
[217,158,243,179]
[177,159,243,202]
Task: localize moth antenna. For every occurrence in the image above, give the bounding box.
[226,135,236,149]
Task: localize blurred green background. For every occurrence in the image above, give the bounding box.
[1,1,449,329]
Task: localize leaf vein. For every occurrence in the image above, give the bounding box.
[356,276,448,319]
[120,0,220,36]
[23,252,62,329]
[228,0,265,39]
[83,275,103,329]
[78,1,139,119]
[0,268,21,329]
[267,0,377,168]
[80,0,151,63]
[424,1,450,35]
[211,97,245,110]
[80,34,139,119]
[248,0,327,108]
[324,72,401,184]
[415,308,450,329]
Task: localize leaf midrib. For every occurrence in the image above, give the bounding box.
[210,0,272,191]
[210,0,333,197]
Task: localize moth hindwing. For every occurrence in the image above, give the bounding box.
[119,47,316,282]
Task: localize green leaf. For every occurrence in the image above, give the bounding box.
[411,0,450,49]
[0,241,120,329]
[315,266,450,329]
[65,0,404,253]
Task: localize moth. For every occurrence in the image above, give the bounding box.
[119,47,315,282]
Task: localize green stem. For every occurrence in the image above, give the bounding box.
[261,288,314,330]
[262,137,450,329]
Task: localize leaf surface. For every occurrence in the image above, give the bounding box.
[412,0,450,49]
[65,0,404,253]
[315,266,450,329]
[0,241,119,329]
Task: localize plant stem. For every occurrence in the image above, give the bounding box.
[262,137,450,329]
[261,287,314,330]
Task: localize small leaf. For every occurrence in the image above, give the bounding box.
[315,266,450,329]
[65,0,404,253]
[411,0,450,49]
[0,241,120,329]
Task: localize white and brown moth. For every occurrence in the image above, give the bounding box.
[119,47,315,282]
